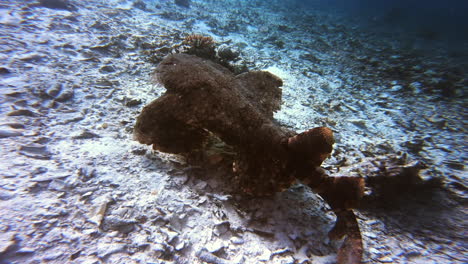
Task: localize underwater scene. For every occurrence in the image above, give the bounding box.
[0,0,466,263]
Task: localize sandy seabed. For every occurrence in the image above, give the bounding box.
[0,0,466,263]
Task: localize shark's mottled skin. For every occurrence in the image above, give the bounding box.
[135,53,364,263]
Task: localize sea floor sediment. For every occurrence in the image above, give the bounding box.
[0,1,466,263]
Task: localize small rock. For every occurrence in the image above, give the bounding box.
[88,194,113,226]
[78,167,97,182]
[15,247,35,254]
[288,232,299,241]
[194,180,208,190]
[18,53,46,63]
[99,65,116,73]
[55,87,74,102]
[125,98,142,107]
[172,174,189,186]
[27,181,49,193]
[444,160,464,170]
[46,83,63,98]
[349,119,367,129]
[259,249,272,261]
[95,78,119,88]
[230,236,244,245]
[271,247,290,257]
[74,257,100,264]
[42,251,64,261]
[363,231,378,239]
[213,221,230,236]
[217,44,239,61]
[152,243,166,258]
[48,179,68,191]
[293,245,309,264]
[37,0,77,11]
[7,109,37,117]
[19,143,52,160]
[378,256,394,263]
[131,233,150,249]
[162,229,179,243]
[0,128,23,138]
[175,241,185,251]
[281,256,295,264]
[34,137,51,144]
[409,82,422,93]
[2,172,17,178]
[96,243,126,259]
[82,228,100,236]
[426,116,447,129]
[390,85,403,92]
[0,67,11,74]
[205,240,225,253]
[423,69,437,76]
[58,113,83,125]
[31,174,69,183]
[132,0,147,10]
[405,250,421,258]
[90,21,110,31]
[5,123,25,129]
[0,232,18,254]
[249,228,275,238]
[209,193,231,201]
[131,147,146,155]
[197,249,232,264]
[0,191,15,201]
[72,130,100,139]
[102,215,137,234]
[174,0,190,8]
[70,250,82,260]
[30,167,48,176]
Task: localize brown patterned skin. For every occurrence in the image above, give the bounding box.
[134,53,364,263]
[135,53,364,207]
[135,54,293,194]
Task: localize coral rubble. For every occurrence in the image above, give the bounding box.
[181,34,216,59]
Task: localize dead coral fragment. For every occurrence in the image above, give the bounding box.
[183,34,215,49]
[181,34,216,59]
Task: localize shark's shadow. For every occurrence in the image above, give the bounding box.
[360,183,466,259]
[182,164,340,259]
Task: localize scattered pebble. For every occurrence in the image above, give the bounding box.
[96,243,127,259]
[37,0,77,11]
[102,215,137,234]
[205,240,225,253]
[7,109,37,117]
[230,236,244,245]
[197,249,232,264]
[0,232,18,254]
[72,130,100,139]
[18,143,52,160]
[0,128,23,138]
[88,194,113,226]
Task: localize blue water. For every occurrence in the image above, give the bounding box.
[292,0,468,42]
